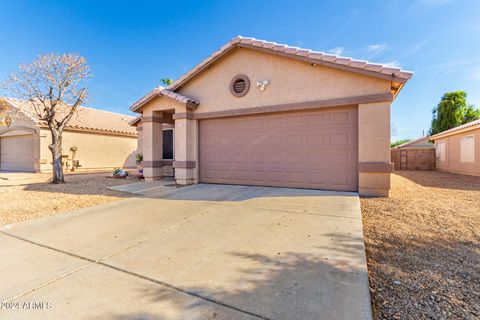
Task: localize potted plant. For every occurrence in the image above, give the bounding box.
[113,168,128,179]
[136,153,143,168]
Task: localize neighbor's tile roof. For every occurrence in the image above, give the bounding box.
[430,119,480,139]
[393,136,433,149]
[130,86,199,112]
[3,97,137,136]
[167,36,413,92]
[129,115,142,126]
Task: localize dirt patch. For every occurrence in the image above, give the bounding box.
[361,171,480,319]
[1,172,140,226]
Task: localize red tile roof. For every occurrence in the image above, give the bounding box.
[3,97,137,136]
[168,36,413,92]
[430,119,480,139]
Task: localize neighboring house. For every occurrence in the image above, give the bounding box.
[391,136,435,171]
[130,36,413,196]
[393,136,434,149]
[0,98,137,172]
[430,119,480,176]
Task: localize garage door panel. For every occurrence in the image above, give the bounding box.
[330,110,353,124]
[330,132,351,145]
[286,115,304,127]
[306,113,326,125]
[249,119,265,129]
[199,107,358,191]
[329,152,351,168]
[307,133,327,146]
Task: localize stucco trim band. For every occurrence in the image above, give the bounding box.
[358,162,394,173]
[186,93,392,120]
[173,161,196,169]
[36,125,137,138]
[173,112,195,120]
[142,160,173,168]
[142,116,168,124]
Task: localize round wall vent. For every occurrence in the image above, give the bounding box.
[230,75,250,97]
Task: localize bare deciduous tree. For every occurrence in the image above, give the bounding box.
[2,53,91,183]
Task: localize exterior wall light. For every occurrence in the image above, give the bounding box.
[256,80,270,91]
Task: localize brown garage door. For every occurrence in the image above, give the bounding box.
[199,107,358,191]
[0,135,35,172]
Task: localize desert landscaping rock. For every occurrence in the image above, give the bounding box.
[1,173,136,226]
[361,171,480,320]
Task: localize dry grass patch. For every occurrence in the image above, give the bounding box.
[361,171,480,319]
[1,172,138,226]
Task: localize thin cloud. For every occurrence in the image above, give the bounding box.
[425,59,480,70]
[328,47,344,56]
[407,39,431,55]
[382,61,402,68]
[366,43,387,57]
[422,59,480,77]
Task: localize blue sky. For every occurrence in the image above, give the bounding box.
[1,0,479,141]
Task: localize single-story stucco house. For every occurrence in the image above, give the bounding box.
[130,36,413,196]
[393,136,434,149]
[0,97,137,172]
[430,119,480,176]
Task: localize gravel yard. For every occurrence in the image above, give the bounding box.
[1,172,137,226]
[361,171,480,320]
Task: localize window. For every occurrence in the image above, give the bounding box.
[230,75,250,97]
[460,136,475,163]
[162,129,174,160]
[436,141,445,162]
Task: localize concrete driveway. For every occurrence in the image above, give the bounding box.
[0,183,371,320]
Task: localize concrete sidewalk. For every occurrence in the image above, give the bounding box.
[0,184,371,320]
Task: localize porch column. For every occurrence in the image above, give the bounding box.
[358,101,393,197]
[173,116,198,185]
[142,112,164,181]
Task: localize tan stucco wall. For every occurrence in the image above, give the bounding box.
[136,123,143,154]
[434,128,480,176]
[178,47,391,112]
[358,102,391,196]
[39,128,137,172]
[174,118,198,184]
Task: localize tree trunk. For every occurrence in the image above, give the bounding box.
[48,128,65,184]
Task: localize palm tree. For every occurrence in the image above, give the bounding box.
[161,78,173,86]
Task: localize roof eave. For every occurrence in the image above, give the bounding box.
[128,115,142,126]
[130,89,159,113]
[37,123,137,137]
[168,37,413,93]
[430,124,480,140]
[130,88,199,113]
